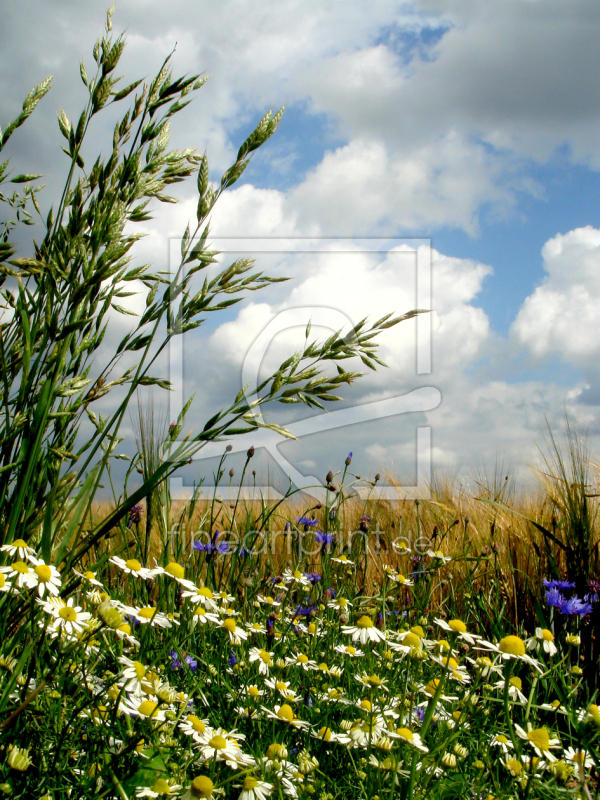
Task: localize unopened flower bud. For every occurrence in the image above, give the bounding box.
[247,445,255,459]
[225,444,233,452]
[374,473,380,482]
[345,452,352,466]
[229,468,234,478]
[326,471,333,484]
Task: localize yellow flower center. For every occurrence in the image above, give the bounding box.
[509,676,522,690]
[551,699,561,709]
[187,715,205,733]
[165,562,184,579]
[223,619,236,633]
[35,565,52,583]
[442,657,459,671]
[297,654,309,664]
[276,682,289,694]
[248,686,260,698]
[338,598,348,607]
[506,759,522,776]
[338,555,348,562]
[397,574,407,583]
[572,750,586,766]
[402,633,422,650]
[243,777,258,790]
[12,561,29,574]
[360,699,372,711]
[293,570,302,579]
[448,619,466,633]
[259,649,271,664]
[425,678,441,697]
[198,587,213,599]
[541,629,554,642]
[0,575,4,588]
[191,775,214,798]
[265,596,273,603]
[277,704,294,722]
[138,607,156,620]
[208,735,227,750]
[366,674,381,686]
[496,734,508,744]
[307,623,316,634]
[194,607,207,617]
[345,645,356,655]
[410,625,425,638]
[318,727,332,741]
[151,778,171,795]
[84,571,95,580]
[527,728,550,752]
[133,661,146,681]
[118,623,131,634]
[12,539,27,549]
[125,558,142,572]
[266,742,283,758]
[138,700,159,718]
[357,616,373,629]
[59,607,77,621]
[499,636,526,656]
[397,727,414,741]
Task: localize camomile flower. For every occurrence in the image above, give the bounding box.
[45,597,92,637]
[256,594,281,608]
[490,733,514,754]
[355,672,389,692]
[181,775,224,800]
[382,566,414,586]
[493,675,527,704]
[179,714,212,741]
[434,618,480,645]
[0,538,36,561]
[118,656,150,696]
[235,776,273,800]
[126,606,173,629]
[465,655,503,678]
[318,687,349,705]
[526,628,557,656]
[281,569,311,588]
[73,568,104,587]
[0,573,14,594]
[341,615,386,645]
[327,596,353,612]
[219,617,248,643]
[477,636,542,672]
[348,715,391,747]
[515,724,561,761]
[191,606,220,627]
[395,727,428,752]
[136,778,183,797]
[28,558,61,597]
[285,653,317,671]
[197,729,255,768]
[262,703,311,729]
[335,644,365,658]
[426,549,452,564]
[538,699,567,714]
[331,553,355,565]
[1,561,38,590]
[109,556,154,580]
[419,679,458,702]
[121,697,168,723]
[563,746,593,771]
[391,539,412,554]
[181,585,219,611]
[152,562,195,590]
[247,621,267,635]
[311,726,351,745]
[249,647,274,675]
[216,589,236,605]
[264,678,299,703]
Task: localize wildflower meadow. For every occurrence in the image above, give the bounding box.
[0,8,598,800]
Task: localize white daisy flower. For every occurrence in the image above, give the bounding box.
[490,733,514,754]
[43,597,92,637]
[1,561,38,590]
[335,644,365,658]
[563,746,593,770]
[341,615,386,645]
[179,714,212,741]
[136,778,182,797]
[219,617,248,643]
[249,647,274,675]
[327,597,353,612]
[121,696,168,722]
[181,585,219,611]
[151,561,195,590]
[29,558,61,597]
[261,703,311,729]
[285,653,317,671]
[426,549,451,564]
[382,566,414,585]
[73,568,104,587]
[477,636,543,672]
[236,776,273,800]
[264,678,299,703]
[0,538,36,561]
[197,729,255,768]
[125,606,173,628]
[395,727,428,752]
[526,627,557,656]
[331,554,355,565]
[109,556,154,580]
[311,726,351,745]
[190,606,220,627]
[355,672,389,692]
[515,724,561,762]
[492,675,527,704]
[281,569,311,588]
[434,618,480,645]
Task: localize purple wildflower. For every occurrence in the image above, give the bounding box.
[543,578,576,590]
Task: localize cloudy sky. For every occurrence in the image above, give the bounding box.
[3,0,600,497]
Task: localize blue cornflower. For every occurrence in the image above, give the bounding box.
[228,650,238,667]
[297,516,319,528]
[545,587,564,608]
[193,530,230,555]
[315,531,334,546]
[304,572,322,584]
[293,604,316,617]
[543,578,576,590]
[559,595,594,616]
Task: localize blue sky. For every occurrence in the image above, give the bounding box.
[3,0,600,495]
